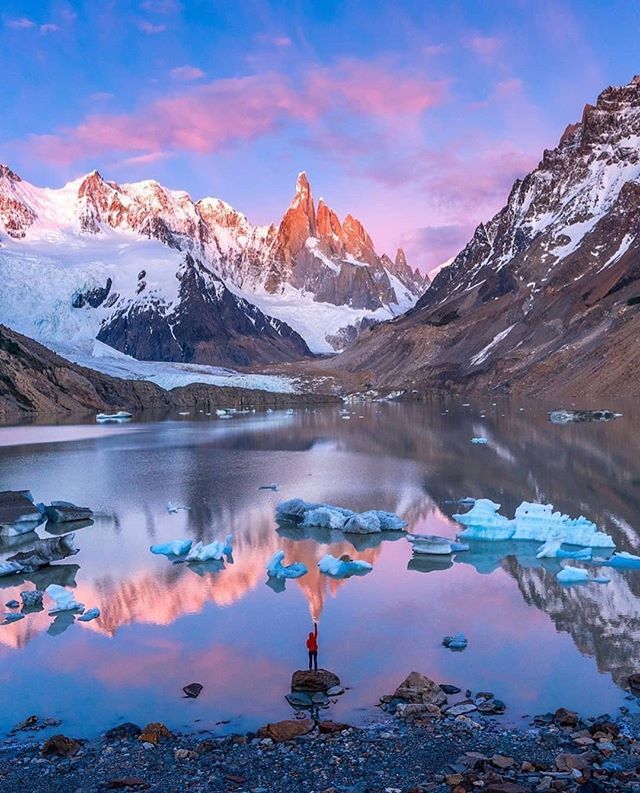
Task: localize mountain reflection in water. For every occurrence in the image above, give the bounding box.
[0,401,638,737]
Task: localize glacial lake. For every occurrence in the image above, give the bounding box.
[0,400,638,739]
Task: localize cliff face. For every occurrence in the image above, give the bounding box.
[330,76,640,398]
[0,325,335,422]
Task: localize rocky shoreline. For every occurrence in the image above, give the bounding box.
[1,670,638,792]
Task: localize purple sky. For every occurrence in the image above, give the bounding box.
[1,0,638,271]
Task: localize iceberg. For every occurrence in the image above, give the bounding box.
[45,584,85,614]
[78,607,100,622]
[167,501,190,514]
[150,539,193,557]
[454,499,615,548]
[185,535,233,563]
[318,554,372,578]
[442,633,468,651]
[602,551,640,569]
[556,566,610,584]
[2,613,25,625]
[277,498,406,534]
[266,550,308,579]
[471,437,488,445]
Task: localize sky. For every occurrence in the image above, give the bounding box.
[0,0,639,272]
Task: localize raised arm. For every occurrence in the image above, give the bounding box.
[314,622,318,638]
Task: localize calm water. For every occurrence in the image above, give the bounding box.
[0,400,639,738]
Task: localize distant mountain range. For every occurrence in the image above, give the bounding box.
[334,75,640,398]
[0,166,427,368]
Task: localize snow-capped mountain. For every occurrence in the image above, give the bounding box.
[335,75,640,397]
[0,165,427,367]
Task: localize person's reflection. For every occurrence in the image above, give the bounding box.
[306,622,318,671]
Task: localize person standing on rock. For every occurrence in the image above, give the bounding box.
[306,622,318,671]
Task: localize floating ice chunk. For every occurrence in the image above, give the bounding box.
[185,540,225,562]
[471,437,488,445]
[78,607,100,622]
[318,554,372,578]
[557,566,610,584]
[259,484,279,491]
[167,502,190,514]
[0,561,23,577]
[45,584,85,614]
[266,550,308,579]
[222,534,233,556]
[277,498,406,534]
[407,535,454,555]
[602,552,640,569]
[150,539,193,557]
[301,506,352,530]
[96,411,132,422]
[443,633,468,650]
[454,499,514,540]
[455,499,615,548]
[549,409,621,424]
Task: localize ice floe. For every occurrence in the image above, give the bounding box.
[407,535,469,555]
[78,607,101,622]
[185,534,233,563]
[318,554,372,578]
[602,551,640,569]
[454,499,615,548]
[266,550,308,579]
[167,501,190,514]
[556,566,610,585]
[96,411,132,423]
[276,498,406,534]
[536,536,593,560]
[45,584,85,614]
[150,539,193,557]
[471,437,488,445]
[442,633,468,651]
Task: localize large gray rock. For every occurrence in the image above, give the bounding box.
[392,671,447,706]
[0,491,45,536]
[45,502,93,524]
[291,669,340,692]
[8,534,79,572]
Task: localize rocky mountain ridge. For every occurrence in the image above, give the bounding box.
[330,75,640,397]
[0,166,427,363]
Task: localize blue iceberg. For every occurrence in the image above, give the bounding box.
[266,550,308,579]
[318,554,373,578]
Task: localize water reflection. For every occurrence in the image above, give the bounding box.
[0,401,638,736]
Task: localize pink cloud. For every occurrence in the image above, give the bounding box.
[40,23,60,33]
[7,16,36,29]
[170,65,205,81]
[25,61,446,165]
[468,34,503,58]
[138,20,166,33]
[256,34,292,48]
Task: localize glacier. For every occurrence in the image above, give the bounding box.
[454,499,615,548]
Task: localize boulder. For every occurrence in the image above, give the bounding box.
[138,722,172,745]
[291,669,340,692]
[554,707,579,727]
[45,502,93,524]
[392,671,447,706]
[104,723,142,741]
[318,721,351,734]
[258,718,315,742]
[8,534,79,572]
[0,490,45,535]
[42,734,81,757]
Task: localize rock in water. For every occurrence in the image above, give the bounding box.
[104,723,142,741]
[44,501,93,523]
[443,633,468,651]
[182,683,203,698]
[291,669,340,692]
[258,718,315,742]
[554,707,579,727]
[391,672,447,706]
[8,533,79,572]
[0,490,45,535]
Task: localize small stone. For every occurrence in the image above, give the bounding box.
[138,723,171,745]
[104,723,142,741]
[554,708,579,727]
[440,684,462,695]
[446,774,464,785]
[106,779,150,790]
[491,754,515,769]
[173,748,198,760]
[182,682,203,698]
[447,703,478,717]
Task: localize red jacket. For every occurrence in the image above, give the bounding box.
[306,625,318,651]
